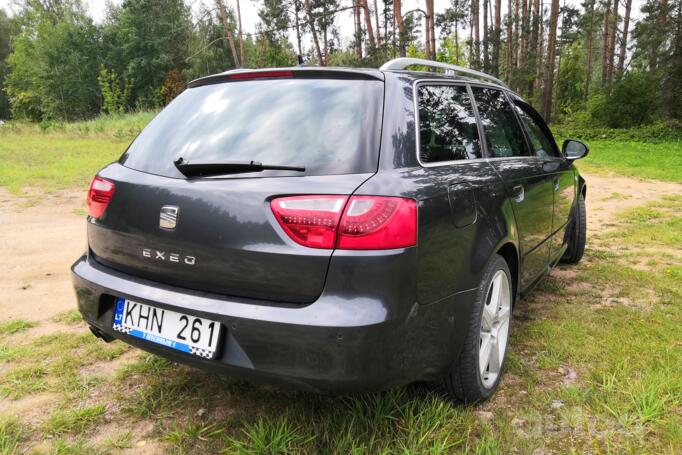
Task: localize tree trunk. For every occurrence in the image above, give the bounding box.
[294,0,303,60]
[513,0,519,72]
[617,0,632,74]
[294,0,303,63]
[354,0,363,59]
[304,0,324,65]
[215,0,240,68]
[584,0,594,99]
[483,0,489,71]
[601,0,610,85]
[360,0,377,49]
[473,0,480,68]
[505,0,512,79]
[527,0,540,96]
[395,0,406,56]
[555,0,566,108]
[455,20,460,64]
[235,0,245,67]
[606,0,619,82]
[535,3,544,96]
[428,0,436,56]
[651,0,668,70]
[541,0,559,121]
[519,0,528,87]
[383,0,389,43]
[492,0,501,75]
[374,0,382,47]
[323,15,328,64]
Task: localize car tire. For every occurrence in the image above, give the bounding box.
[439,254,513,403]
[562,193,586,264]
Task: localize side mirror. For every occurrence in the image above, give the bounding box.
[562,139,589,161]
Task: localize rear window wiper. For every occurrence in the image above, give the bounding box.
[174,157,305,177]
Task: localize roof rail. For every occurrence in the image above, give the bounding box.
[380,57,508,89]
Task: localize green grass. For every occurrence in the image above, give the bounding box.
[0,365,48,399]
[577,140,682,183]
[52,309,84,325]
[602,196,682,251]
[0,416,24,455]
[0,331,129,400]
[0,320,36,335]
[43,404,106,435]
[0,111,155,195]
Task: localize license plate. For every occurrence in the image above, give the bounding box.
[112,298,222,359]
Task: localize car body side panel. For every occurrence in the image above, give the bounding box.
[549,165,576,261]
[368,75,520,305]
[485,158,554,291]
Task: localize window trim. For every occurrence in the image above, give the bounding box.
[467,82,537,161]
[412,79,488,168]
[413,80,554,167]
[507,94,563,159]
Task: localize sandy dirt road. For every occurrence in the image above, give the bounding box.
[2,172,682,326]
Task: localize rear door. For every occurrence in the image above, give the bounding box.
[411,81,500,303]
[510,97,575,261]
[470,86,554,289]
[88,73,384,304]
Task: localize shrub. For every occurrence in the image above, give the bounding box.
[588,71,660,128]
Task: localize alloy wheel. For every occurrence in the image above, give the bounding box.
[479,269,512,389]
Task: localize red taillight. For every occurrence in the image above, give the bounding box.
[87,176,115,219]
[337,196,417,249]
[227,70,294,80]
[270,195,347,249]
[270,195,417,250]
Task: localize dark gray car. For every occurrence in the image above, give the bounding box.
[72,58,588,402]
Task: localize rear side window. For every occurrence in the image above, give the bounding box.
[471,87,529,158]
[417,84,481,163]
[512,100,559,158]
[120,78,383,178]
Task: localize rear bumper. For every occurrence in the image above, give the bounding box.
[71,253,476,393]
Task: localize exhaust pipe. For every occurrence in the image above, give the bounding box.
[89,325,115,343]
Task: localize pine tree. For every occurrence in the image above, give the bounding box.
[541,0,560,120]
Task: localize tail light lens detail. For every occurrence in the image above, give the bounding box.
[87,176,115,219]
[270,196,348,249]
[337,196,417,249]
[270,195,417,250]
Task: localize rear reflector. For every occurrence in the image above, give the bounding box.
[271,195,417,250]
[87,176,115,219]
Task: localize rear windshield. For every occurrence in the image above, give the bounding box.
[120,78,384,178]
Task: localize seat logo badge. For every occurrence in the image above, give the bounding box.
[159,205,179,230]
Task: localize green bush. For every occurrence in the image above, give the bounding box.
[552,117,682,142]
[588,71,660,128]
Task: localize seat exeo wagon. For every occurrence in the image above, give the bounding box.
[72,58,588,402]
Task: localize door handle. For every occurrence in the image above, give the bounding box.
[512,185,524,203]
[553,176,560,191]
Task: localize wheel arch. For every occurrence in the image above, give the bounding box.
[496,242,519,305]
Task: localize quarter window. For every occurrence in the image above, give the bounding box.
[417,84,481,163]
[471,87,529,158]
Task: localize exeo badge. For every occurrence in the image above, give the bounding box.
[142,248,196,265]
